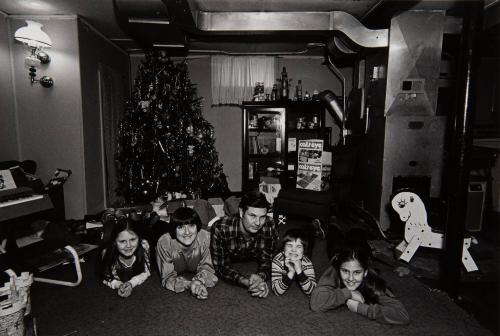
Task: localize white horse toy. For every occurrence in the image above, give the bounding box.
[391,191,478,272]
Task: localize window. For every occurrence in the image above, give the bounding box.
[211,56,275,105]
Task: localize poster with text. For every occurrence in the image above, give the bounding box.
[296,139,323,190]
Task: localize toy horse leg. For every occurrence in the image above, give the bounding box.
[394,240,408,259]
[421,231,444,249]
[462,238,479,272]
[399,235,421,262]
[395,240,408,253]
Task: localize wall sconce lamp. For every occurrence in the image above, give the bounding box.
[14,20,54,88]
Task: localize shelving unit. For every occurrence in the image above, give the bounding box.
[242,101,330,191]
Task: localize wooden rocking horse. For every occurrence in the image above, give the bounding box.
[391,191,478,272]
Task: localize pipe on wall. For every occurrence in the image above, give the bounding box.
[441,1,483,299]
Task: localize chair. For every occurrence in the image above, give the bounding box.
[32,245,83,287]
[391,191,478,272]
[2,239,88,287]
[273,188,333,237]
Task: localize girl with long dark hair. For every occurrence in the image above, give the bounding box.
[310,235,409,325]
[100,218,151,297]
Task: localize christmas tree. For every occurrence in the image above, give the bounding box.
[116,51,229,205]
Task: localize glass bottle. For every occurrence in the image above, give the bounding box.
[271,84,278,101]
[280,67,289,101]
[296,80,303,101]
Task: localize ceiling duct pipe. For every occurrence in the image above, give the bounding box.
[321,52,348,145]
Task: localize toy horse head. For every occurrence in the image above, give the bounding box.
[391,191,428,226]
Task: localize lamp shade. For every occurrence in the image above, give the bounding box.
[15,20,52,48]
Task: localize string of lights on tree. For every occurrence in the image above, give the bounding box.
[116,51,229,204]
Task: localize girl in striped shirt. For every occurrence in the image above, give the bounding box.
[272,228,317,296]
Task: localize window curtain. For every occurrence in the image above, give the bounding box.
[211,56,275,105]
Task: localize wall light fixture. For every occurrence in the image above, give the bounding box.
[14,20,54,88]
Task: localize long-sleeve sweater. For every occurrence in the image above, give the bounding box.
[310,265,410,325]
[103,239,151,289]
[271,251,316,296]
[156,229,218,292]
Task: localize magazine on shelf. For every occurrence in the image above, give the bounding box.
[296,162,322,190]
[297,139,323,164]
[296,139,332,191]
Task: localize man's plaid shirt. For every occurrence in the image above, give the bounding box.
[210,214,278,287]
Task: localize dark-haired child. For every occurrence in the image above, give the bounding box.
[100,219,151,297]
[310,239,410,325]
[156,207,217,299]
[271,228,316,296]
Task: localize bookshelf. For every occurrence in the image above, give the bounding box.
[242,101,330,191]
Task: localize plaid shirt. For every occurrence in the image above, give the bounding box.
[210,214,278,287]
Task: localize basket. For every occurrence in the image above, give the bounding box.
[0,270,33,336]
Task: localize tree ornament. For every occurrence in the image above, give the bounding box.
[140,100,150,110]
[186,125,194,136]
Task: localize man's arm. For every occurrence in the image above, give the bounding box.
[255,218,279,281]
[210,220,248,287]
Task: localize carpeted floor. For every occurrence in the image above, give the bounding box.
[27,218,494,336]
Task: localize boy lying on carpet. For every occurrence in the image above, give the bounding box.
[156,207,218,299]
[100,219,151,297]
[310,231,410,325]
[271,228,317,296]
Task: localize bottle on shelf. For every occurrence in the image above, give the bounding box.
[280,67,289,101]
[296,79,303,101]
[271,84,278,101]
[259,82,265,101]
[253,82,260,101]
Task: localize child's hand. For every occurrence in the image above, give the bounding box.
[350,290,365,303]
[118,282,133,298]
[286,258,303,275]
[190,280,208,300]
[292,259,303,274]
[285,258,296,277]
[346,299,359,312]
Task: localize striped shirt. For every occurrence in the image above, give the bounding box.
[210,214,278,287]
[272,251,317,296]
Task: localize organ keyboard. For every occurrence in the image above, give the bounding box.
[0,187,53,222]
[0,187,42,207]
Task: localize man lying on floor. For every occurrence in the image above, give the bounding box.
[210,191,278,298]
